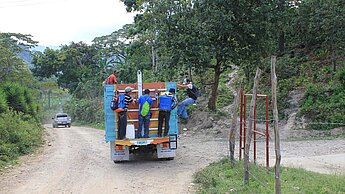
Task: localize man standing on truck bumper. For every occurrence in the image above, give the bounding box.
[118,87,133,140]
[137,89,153,138]
[158,88,177,137]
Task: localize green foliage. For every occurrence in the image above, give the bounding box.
[216,73,234,109]
[194,158,345,194]
[0,111,43,167]
[1,82,40,120]
[0,32,37,84]
[64,97,104,126]
[32,42,99,93]
[0,89,8,113]
[300,82,345,130]
[335,66,345,87]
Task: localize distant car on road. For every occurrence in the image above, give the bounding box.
[52,113,71,128]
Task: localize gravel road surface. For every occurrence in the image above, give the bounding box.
[0,125,344,194]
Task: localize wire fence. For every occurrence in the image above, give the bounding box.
[224,119,345,193]
[246,117,345,126]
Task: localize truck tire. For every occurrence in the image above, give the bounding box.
[68,124,71,128]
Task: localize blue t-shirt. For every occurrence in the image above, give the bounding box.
[138,94,153,116]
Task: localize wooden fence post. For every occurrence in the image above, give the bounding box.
[229,87,241,167]
[271,56,281,194]
[244,68,261,184]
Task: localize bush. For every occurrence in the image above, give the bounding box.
[0,111,43,167]
[335,66,345,88]
[64,97,104,125]
[0,89,8,113]
[300,82,345,130]
[1,82,40,120]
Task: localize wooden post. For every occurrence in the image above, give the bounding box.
[239,86,243,160]
[244,68,261,184]
[229,87,241,167]
[271,56,281,194]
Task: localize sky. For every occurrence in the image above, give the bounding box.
[0,0,136,46]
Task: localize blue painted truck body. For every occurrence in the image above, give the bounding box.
[103,82,178,162]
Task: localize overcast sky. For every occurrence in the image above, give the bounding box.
[0,0,135,46]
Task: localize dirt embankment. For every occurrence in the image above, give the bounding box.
[0,124,344,194]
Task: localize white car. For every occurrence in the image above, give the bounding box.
[52,113,71,128]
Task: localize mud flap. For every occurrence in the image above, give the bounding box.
[110,141,129,161]
[157,144,176,159]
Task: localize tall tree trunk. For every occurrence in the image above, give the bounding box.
[208,63,221,111]
[189,66,192,81]
[332,47,337,74]
[278,31,285,56]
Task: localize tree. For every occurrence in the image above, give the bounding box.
[289,0,345,72]
[0,32,37,83]
[121,0,271,111]
[32,42,98,94]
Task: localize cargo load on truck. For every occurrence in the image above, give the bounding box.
[103,70,178,163]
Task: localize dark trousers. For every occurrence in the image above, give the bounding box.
[118,112,127,140]
[158,111,171,137]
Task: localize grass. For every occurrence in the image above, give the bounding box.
[72,121,105,130]
[194,158,345,194]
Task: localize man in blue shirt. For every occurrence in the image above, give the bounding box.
[137,89,153,138]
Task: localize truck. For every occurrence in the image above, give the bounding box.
[103,70,178,163]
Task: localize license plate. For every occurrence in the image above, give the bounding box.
[130,140,153,145]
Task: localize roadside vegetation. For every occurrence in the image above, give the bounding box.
[1,0,344,179]
[0,33,43,168]
[194,159,345,193]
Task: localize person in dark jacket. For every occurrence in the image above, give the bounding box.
[176,79,197,123]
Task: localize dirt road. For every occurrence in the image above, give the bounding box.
[0,125,344,194]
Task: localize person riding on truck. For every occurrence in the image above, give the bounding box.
[157,88,178,137]
[118,86,133,140]
[176,78,198,124]
[137,89,153,138]
[103,70,117,84]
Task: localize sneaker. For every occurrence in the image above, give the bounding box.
[181,118,188,124]
[180,117,188,124]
